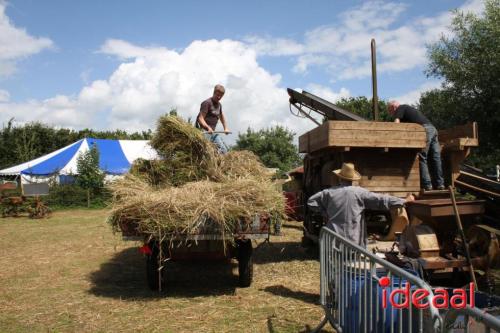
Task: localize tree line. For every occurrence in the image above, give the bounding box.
[0,119,152,170]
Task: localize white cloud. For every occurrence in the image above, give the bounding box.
[244,35,305,56]
[389,81,442,104]
[305,84,350,103]
[339,1,407,32]
[0,39,330,144]
[246,0,486,80]
[0,2,53,76]
[0,89,9,102]
[99,39,172,60]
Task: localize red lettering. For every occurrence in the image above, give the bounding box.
[469,282,475,308]
[432,288,449,309]
[412,289,430,309]
[382,289,387,309]
[450,289,467,309]
[390,283,410,309]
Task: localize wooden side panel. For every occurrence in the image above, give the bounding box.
[439,122,478,152]
[438,122,479,184]
[299,122,329,153]
[439,122,477,143]
[319,148,421,197]
[356,150,421,195]
[299,121,426,153]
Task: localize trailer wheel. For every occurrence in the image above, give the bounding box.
[237,240,253,288]
[146,242,165,291]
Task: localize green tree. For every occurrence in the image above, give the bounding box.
[422,0,500,169]
[234,126,301,174]
[76,144,105,207]
[336,96,391,121]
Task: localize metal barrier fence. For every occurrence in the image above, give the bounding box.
[443,306,500,332]
[311,227,500,333]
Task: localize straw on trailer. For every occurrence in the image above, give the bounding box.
[108,115,285,242]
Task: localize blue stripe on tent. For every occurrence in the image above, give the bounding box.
[87,138,131,175]
[21,139,85,176]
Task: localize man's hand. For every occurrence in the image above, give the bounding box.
[224,128,230,135]
[207,127,214,134]
[405,193,415,202]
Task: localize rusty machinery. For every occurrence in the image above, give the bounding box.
[287,89,500,286]
[1,182,51,219]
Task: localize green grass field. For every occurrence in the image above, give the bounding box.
[0,210,332,333]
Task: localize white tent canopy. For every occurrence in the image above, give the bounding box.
[0,138,158,177]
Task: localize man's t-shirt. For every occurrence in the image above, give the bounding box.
[394,105,430,125]
[199,97,222,130]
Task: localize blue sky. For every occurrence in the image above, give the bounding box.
[0,0,485,141]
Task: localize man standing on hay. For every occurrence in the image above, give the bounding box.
[307,163,414,247]
[197,84,230,154]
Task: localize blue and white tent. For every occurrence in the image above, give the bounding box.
[0,138,158,178]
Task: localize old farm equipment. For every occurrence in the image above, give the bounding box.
[1,182,50,218]
[120,213,271,291]
[287,87,500,285]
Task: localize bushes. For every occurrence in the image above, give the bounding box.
[46,184,111,209]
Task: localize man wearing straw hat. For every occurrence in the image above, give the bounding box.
[307,163,414,247]
[197,84,230,154]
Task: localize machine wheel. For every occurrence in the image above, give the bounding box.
[146,242,166,291]
[237,240,253,287]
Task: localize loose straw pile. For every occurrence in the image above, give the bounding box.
[108,115,284,241]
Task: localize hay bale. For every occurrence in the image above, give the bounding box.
[148,115,217,185]
[109,175,284,237]
[109,115,285,240]
[215,150,270,182]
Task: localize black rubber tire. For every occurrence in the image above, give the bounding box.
[237,240,253,288]
[146,242,164,291]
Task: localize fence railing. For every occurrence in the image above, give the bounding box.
[312,227,444,332]
[312,226,500,332]
[443,306,500,332]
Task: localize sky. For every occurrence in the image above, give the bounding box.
[0,0,486,143]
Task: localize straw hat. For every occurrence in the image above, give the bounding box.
[333,163,361,181]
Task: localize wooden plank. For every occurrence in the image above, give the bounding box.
[407,199,484,218]
[328,138,426,148]
[329,129,426,140]
[298,133,309,153]
[360,179,420,187]
[438,122,477,142]
[328,121,425,132]
[361,175,420,181]
[364,186,421,192]
[442,138,478,151]
[368,191,417,198]
[419,258,467,270]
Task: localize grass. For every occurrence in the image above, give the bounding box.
[0,210,333,333]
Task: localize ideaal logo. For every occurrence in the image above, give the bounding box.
[379,277,475,309]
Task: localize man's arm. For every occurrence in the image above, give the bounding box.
[307,190,327,215]
[361,190,412,211]
[220,110,229,133]
[393,107,404,123]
